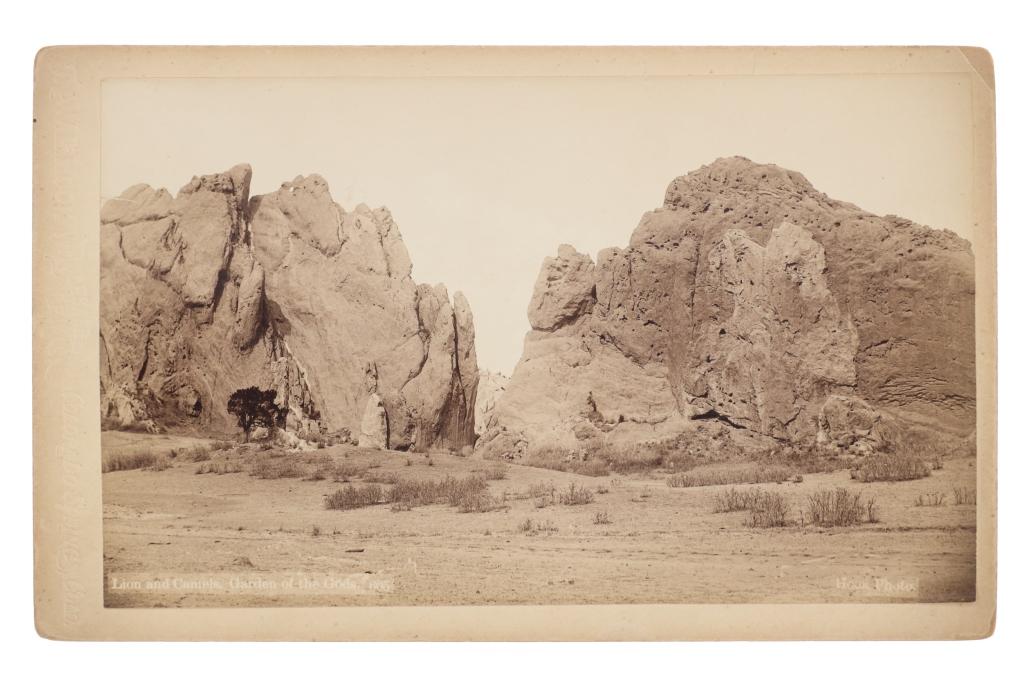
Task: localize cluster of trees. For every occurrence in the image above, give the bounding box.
[227,387,286,442]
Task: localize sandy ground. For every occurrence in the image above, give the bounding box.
[102,432,976,607]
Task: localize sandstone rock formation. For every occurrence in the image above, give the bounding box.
[477,157,975,458]
[358,393,389,449]
[100,165,478,450]
[474,370,510,436]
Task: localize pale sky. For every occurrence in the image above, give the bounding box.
[102,74,973,375]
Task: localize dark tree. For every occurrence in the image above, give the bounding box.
[227,387,285,442]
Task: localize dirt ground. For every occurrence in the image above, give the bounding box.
[102,431,976,607]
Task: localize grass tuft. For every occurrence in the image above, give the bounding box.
[711,487,773,513]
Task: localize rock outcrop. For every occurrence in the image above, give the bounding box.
[100,165,478,450]
[478,157,975,458]
[474,371,510,436]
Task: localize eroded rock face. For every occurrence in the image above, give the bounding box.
[100,166,478,450]
[527,244,597,331]
[358,393,389,449]
[479,157,975,457]
[474,371,510,436]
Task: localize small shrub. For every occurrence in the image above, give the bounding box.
[852,454,930,482]
[745,491,790,528]
[806,487,877,527]
[311,525,321,537]
[441,475,489,508]
[914,492,946,507]
[593,510,611,525]
[952,487,977,506]
[386,479,437,507]
[324,484,384,510]
[558,483,594,505]
[711,487,771,513]
[379,474,494,512]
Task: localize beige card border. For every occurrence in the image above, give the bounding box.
[32,46,996,641]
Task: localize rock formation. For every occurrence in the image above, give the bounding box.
[100,165,478,451]
[474,371,510,436]
[477,157,975,458]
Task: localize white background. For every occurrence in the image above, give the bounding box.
[3,1,1020,679]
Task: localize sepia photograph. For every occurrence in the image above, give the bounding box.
[32,45,997,639]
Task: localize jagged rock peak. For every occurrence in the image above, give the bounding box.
[100,164,478,451]
[527,244,596,332]
[179,163,253,203]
